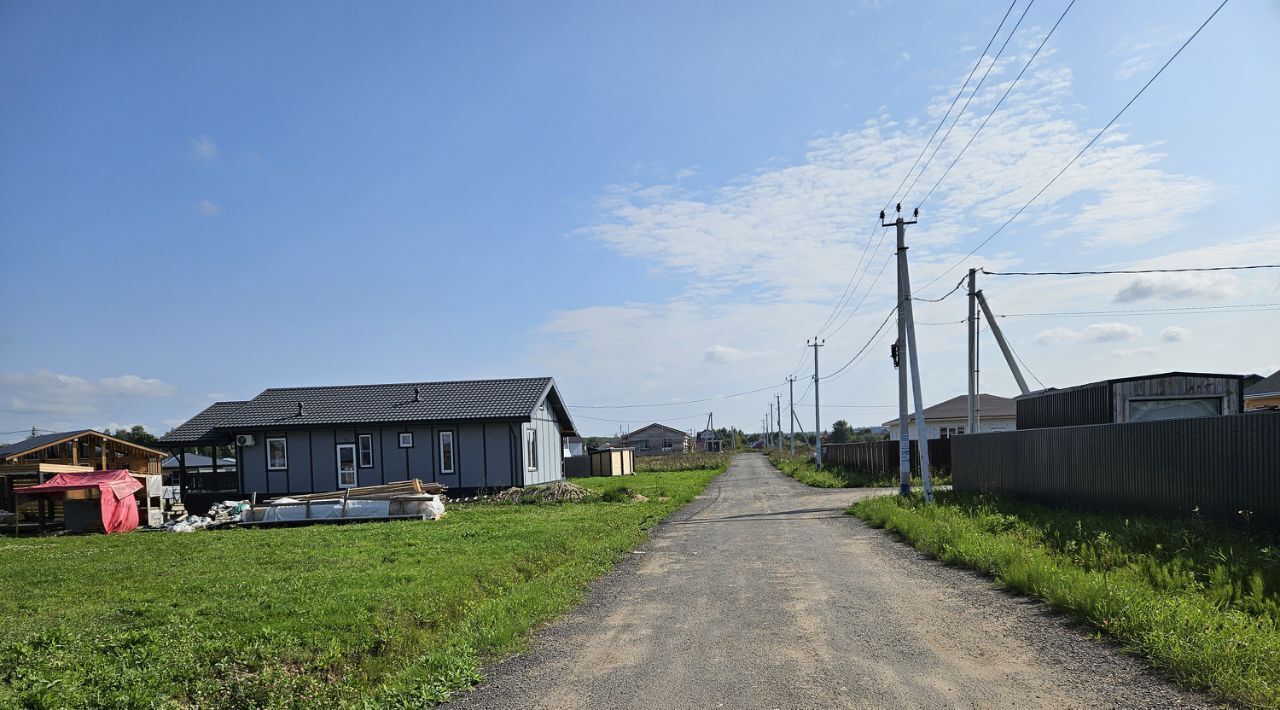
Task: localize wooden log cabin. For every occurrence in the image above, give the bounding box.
[0,430,166,532]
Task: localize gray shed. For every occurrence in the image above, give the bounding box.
[1015,371,1247,430]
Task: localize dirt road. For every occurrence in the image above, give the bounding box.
[450,454,1212,709]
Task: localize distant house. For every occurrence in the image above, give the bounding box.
[1016,371,1247,429]
[157,377,577,497]
[624,423,693,455]
[696,429,723,452]
[0,429,165,476]
[1245,371,1280,411]
[883,394,1016,441]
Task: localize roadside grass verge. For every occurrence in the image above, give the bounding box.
[0,468,722,709]
[770,452,950,488]
[851,492,1280,708]
[634,451,731,472]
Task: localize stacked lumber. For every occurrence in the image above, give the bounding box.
[278,479,445,502]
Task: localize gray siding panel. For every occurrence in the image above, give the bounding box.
[311,430,336,492]
[382,429,408,482]
[241,432,268,494]
[484,423,513,488]
[406,425,434,482]
[287,430,311,494]
[456,424,485,488]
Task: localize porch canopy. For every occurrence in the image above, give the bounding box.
[20,470,142,534]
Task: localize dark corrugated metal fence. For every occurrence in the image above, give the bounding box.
[822,439,951,475]
[952,411,1280,526]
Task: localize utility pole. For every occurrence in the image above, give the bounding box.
[775,393,782,451]
[967,268,978,434]
[885,204,932,503]
[787,376,797,457]
[976,290,1031,395]
[807,338,825,467]
[767,401,773,451]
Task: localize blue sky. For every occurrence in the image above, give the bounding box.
[2,0,1278,438]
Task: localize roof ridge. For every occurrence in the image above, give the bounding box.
[260,376,551,393]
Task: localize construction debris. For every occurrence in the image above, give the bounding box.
[277,479,445,502]
[161,500,250,532]
[494,481,594,504]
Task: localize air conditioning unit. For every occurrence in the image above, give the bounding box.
[236,434,256,447]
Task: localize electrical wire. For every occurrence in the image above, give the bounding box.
[914,0,1075,209]
[826,248,896,339]
[822,302,901,381]
[916,0,1231,295]
[571,411,711,424]
[1005,337,1047,390]
[913,276,966,303]
[823,316,899,385]
[982,264,1280,276]
[901,0,1038,204]
[996,302,1279,318]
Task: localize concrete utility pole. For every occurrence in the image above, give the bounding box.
[807,338,825,467]
[967,268,978,434]
[976,290,1031,395]
[788,376,797,457]
[767,401,774,451]
[775,393,783,451]
[885,204,933,503]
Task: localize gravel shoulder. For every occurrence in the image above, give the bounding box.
[448,454,1220,709]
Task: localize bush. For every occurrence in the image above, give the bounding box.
[769,452,949,488]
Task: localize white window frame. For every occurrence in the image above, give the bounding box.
[439,431,455,474]
[398,432,414,448]
[336,443,358,488]
[526,427,538,471]
[940,426,965,439]
[266,437,288,471]
[358,434,374,468]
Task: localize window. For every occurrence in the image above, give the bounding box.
[439,431,455,474]
[358,434,374,468]
[398,432,414,448]
[633,440,649,451]
[1128,397,1222,422]
[336,443,357,488]
[661,439,674,452]
[940,426,965,439]
[266,437,288,470]
[526,427,538,471]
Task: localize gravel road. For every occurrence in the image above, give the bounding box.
[449,453,1217,709]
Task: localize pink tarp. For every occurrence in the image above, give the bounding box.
[21,470,143,534]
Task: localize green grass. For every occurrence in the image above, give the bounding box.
[851,492,1280,708]
[633,451,730,472]
[0,469,722,709]
[769,452,950,488]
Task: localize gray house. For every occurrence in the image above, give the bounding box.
[158,377,577,497]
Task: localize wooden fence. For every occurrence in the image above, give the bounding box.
[822,439,952,475]
[952,411,1280,526]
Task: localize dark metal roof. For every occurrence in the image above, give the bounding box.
[1246,370,1280,398]
[156,401,247,446]
[1016,371,1245,400]
[161,378,577,437]
[882,394,1016,427]
[0,430,94,459]
[625,423,693,439]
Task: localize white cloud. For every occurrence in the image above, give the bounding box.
[899,52,911,62]
[1112,347,1158,358]
[704,345,747,364]
[190,134,218,160]
[1160,326,1192,342]
[0,370,176,429]
[1032,322,1141,345]
[194,200,221,216]
[1113,274,1241,303]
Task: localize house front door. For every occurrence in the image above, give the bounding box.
[336,443,357,488]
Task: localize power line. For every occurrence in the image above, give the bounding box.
[902,0,1038,204]
[815,2,1021,339]
[913,276,967,303]
[982,264,1280,276]
[572,411,710,424]
[566,381,784,409]
[1005,337,1047,390]
[916,0,1231,295]
[825,248,896,339]
[996,302,1279,318]
[825,314,898,385]
[822,303,900,381]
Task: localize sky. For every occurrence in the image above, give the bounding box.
[1,0,1278,440]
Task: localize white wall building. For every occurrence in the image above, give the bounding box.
[883,393,1016,441]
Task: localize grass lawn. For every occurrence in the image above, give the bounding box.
[769,452,949,488]
[0,469,722,709]
[852,492,1280,708]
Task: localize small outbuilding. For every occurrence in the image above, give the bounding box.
[1015,371,1248,430]
[18,470,143,534]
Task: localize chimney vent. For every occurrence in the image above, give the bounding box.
[413,386,422,403]
[296,402,304,417]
